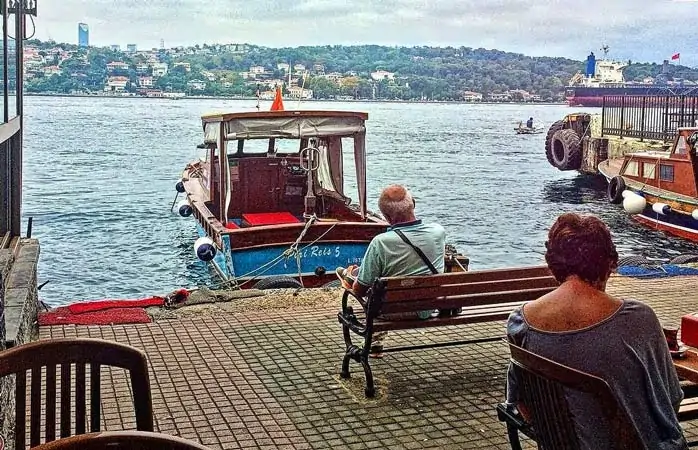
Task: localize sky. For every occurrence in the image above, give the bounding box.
[33,0,698,65]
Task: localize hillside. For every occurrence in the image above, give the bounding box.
[23,40,698,101]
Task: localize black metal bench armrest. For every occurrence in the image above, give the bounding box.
[338,289,370,336]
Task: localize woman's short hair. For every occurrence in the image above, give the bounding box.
[378,185,414,220]
[545,213,619,284]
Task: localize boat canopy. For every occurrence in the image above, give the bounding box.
[201,110,368,144]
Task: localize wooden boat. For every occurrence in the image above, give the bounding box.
[515,126,543,135]
[598,126,698,241]
[177,110,468,289]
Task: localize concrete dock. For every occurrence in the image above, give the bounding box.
[40,275,698,449]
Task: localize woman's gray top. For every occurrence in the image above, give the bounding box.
[506,299,686,450]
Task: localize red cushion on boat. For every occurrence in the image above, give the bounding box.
[242,212,301,226]
[225,222,240,229]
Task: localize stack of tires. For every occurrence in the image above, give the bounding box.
[545,120,582,171]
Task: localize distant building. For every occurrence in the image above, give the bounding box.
[110,45,120,51]
[106,61,130,72]
[138,76,154,88]
[78,23,89,47]
[461,91,483,102]
[126,44,137,53]
[151,63,168,77]
[201,71,216,82]
[105,76,129,92]
[173,62,191,72]
[293,64,306,75]
[249,66,265,75]
[287,86,313,99]
[43,66,62,77]
[312,64,325,75]
[370,70,395,81]
[135,63,150,74]
[277,62,290,72]
[187,80,207,91]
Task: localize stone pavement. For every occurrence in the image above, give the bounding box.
[41,275,698,449]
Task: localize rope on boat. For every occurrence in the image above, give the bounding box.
[212,214,335,290]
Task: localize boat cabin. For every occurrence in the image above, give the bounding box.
[617,127,698,198]
[195,110,378,229]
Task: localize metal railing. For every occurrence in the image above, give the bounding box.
[601,95,698,142]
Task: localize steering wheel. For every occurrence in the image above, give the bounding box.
[299,146,321,171]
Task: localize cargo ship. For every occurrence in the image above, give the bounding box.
[565,46,698,107]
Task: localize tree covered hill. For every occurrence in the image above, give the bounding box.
[24,39,698,100]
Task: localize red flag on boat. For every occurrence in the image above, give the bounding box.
[672,53,680,60]
[270,86,284,111]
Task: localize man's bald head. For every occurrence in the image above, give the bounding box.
[378,184,416,225]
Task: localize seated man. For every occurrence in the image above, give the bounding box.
[336,184,446,357]
[526,117,534,128]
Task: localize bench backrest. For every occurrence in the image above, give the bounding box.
[509,343,646,450]
[370,265,558,316]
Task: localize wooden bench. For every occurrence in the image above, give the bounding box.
[337,265,559,397]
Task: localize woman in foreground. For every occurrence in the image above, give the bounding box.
[506,213,685,449]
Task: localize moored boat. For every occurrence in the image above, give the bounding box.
[515,126,543,135]
[598,127,698,241]
[175,109,469,289]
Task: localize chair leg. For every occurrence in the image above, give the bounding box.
[506,423,524,450]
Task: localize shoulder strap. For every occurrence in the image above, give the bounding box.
[393,229,438,274]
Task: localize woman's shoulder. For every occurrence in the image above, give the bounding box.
[619,298,659,319]
[506,305,528,344]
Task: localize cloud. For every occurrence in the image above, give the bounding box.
[33,0,698,65]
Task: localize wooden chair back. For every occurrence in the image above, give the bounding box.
[508,343,646,450]
[0,338,154,450]
[24,431,211,450]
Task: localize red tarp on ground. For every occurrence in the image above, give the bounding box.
[39,296,165,326]
[67,297,164,314]
[39,307,152,326]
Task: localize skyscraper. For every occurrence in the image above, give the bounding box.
[78,23,89,47]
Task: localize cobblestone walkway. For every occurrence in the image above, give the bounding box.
[41,275,698,449]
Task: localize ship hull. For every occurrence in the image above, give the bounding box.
[566,86,698,107]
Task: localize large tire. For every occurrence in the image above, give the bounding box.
[545,120,565,166]
[607,176,626,204]
[669,254,698,265]
[549,129,582,171]
[254,276,303,290]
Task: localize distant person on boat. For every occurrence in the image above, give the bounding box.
[336,184,446,357]
[505,213,686,449]
[526,117,534,128]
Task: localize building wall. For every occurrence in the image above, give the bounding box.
[0,240,41,450]
[78,23,89,47]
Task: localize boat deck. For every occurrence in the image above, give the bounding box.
[41,275,698,449]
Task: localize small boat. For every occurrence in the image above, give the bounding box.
[515,126,544,135]
[598,127,698,241]
[176,109,469,289]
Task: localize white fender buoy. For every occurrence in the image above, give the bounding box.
[652,202,671,215]
[622,191,647,215]
[692,210,698,221]
[177,200,193,217]
[194,237,217,262]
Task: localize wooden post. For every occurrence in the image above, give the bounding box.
[663,96,670,142]
[639,96,646,142]
[601,96,606,137]
[619,96,625,139]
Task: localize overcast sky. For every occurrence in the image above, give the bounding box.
[34,0,698,65]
